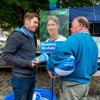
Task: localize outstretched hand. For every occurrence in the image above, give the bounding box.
[32,53,49,68]
[32,53,49,64]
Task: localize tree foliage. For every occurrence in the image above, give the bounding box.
[0,0,48,30]
[57,0,100,8]
[0,0,100,31]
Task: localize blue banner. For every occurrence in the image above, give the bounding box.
[40,42,64,54]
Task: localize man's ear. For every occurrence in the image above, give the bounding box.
[80,23,83,27]
[25,18,29,25]
[79,23,83,30]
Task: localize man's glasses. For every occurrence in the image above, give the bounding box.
[71,23,83,29]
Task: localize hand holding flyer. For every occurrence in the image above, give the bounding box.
[39,53,49,62]
[32,53,49,64]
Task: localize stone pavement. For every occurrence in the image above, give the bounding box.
[0,67,60,100]
[0,68,12,100]
[0,68,100,100]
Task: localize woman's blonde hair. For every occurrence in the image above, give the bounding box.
[47,15,60,29]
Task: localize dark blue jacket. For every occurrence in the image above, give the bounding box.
[1,29,36,77]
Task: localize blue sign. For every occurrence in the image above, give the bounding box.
[40,42,64,54]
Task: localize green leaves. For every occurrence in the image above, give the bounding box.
[0,0,99,31]
[49,0,58,4]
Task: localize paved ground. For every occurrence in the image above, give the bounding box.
[0,67,100,100]
[0,68,12,99]
[0,67,60,100]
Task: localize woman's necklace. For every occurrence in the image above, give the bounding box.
[49,35,60,41]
